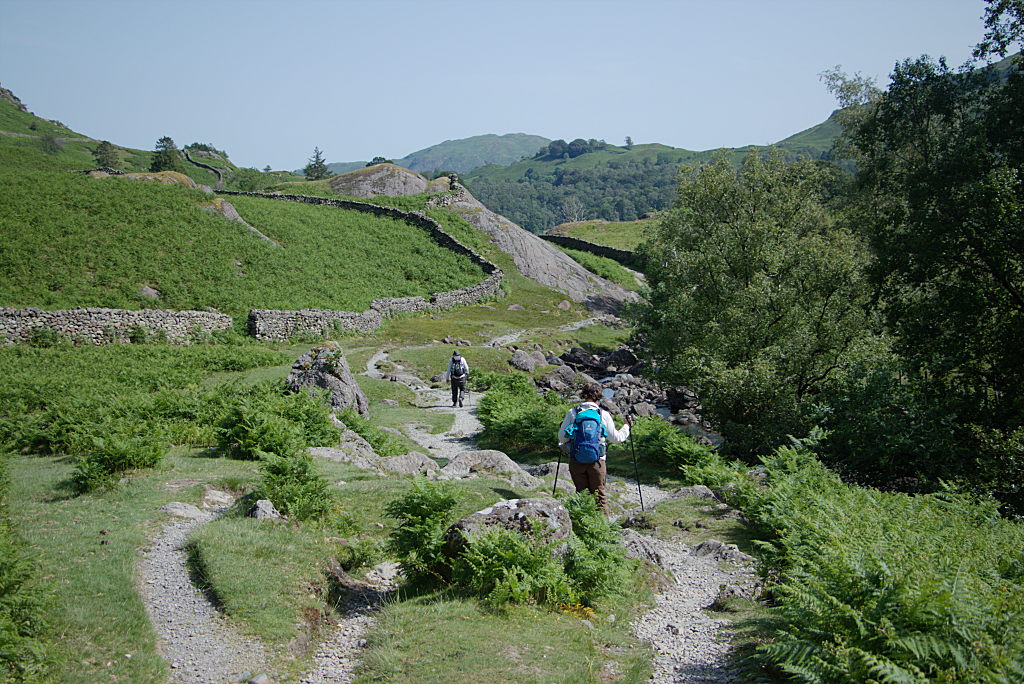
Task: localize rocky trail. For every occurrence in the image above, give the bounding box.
[138,332,756,683]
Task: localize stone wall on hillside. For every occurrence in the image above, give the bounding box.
[0,307,232,346]
[218,190,504,340]
[540,234,644,269]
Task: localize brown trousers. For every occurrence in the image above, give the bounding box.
[568,457,607,512]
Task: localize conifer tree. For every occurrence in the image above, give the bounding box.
[150,136,182,173]
[93,140,120,169]
[304,147,330,180]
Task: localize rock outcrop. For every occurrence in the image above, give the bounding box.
[328,163,431,198]
[287,343,370,417]
[321,164,637,313]
[443,183,638,313]
[442,497,572,558]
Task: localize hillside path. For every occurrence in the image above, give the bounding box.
[356,336,751,683]
[138,506,269,683]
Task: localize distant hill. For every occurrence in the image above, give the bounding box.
[325,133,551,176]
[460,117,841,233]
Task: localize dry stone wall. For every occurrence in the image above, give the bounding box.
[218,191,503,341]
[0,307,231,346]
[540,234,644,269]
[1,191,502,345]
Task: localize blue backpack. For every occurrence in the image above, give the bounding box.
[566,407,605,464]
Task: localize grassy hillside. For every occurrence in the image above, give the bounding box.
[0,150,488,320]
[547,217,656,251]
[326,133,552,176]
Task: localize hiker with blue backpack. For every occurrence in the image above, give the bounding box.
[557,383,632,514]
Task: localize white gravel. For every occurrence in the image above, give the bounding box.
[137,508,269,683]
[628,534,758,683]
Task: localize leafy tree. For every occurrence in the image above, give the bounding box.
[263,165,272,172]
[303,146,330,180]
[625,136,633,150]
[829,52,1024,504]
[633,151,873,456]
[975,0,1024,60]
[92,140,119,169]
[365,156,391,167]
[150,136,182,173]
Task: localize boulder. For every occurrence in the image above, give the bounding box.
[287,343,369,417]
[670,485,719,502]
[690,539,755,564]
[201,489,234,509]
[557,300,572,310]
[248,499,283,520]
[160,502,204,519]
[529,350,548,367]
[309,431,380,471]
[507,304,525,311]
[509,349,537,372]
[441,450,539,490]
[138,285,161,300]
[442,497,572,557]
[618,529,666,568]
[379,451,439,476]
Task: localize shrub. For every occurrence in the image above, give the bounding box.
[629,417,716,470]
[562,492,634,605]
[385,478,461,586]
[739,443,1024,682]
[254,453,335,522]
[215,382,337,459]
[26,327,67,348]
[452,524,576,607]
[71,431,165,491]
[477,385,568,455]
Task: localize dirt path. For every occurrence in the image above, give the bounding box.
[138,506,269,683]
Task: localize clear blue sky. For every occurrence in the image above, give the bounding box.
[0,0,988,170]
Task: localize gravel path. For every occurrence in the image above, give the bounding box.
[629,535,758,683]
[138,337,753,683]
[138,507,269,683]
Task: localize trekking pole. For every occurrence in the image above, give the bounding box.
[552,449,562,497]
[627,412,644,511]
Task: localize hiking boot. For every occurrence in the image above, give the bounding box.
[458,400,463,407]
[452,402,457,407]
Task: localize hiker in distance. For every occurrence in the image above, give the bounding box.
[446,350,469,407]
[557,383,631,513]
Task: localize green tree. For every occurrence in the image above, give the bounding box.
[633,151,873,456]
[829,52,1024,504]
[150,136,182,173]
[303,146,329,180]
[92,140,119,169]
[624,136,633,150]
[365,156,391,167]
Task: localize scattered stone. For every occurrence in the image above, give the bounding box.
[440,450,538,489]
[619,528,667,568]
[507,304,525,310]
[557,300,572,310]
[138,285,161,300]
[380,399,400,407]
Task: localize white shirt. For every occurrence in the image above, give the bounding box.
[446,356,469,381]
[557,401,630,460]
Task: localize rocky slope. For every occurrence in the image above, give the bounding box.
[327,164,638,313]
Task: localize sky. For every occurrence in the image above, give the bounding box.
[0,0,990,171]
